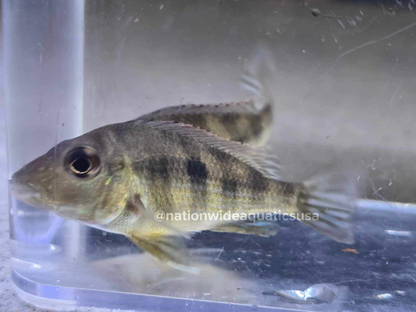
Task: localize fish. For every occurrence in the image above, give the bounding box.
[9,118,357,271]
[9,52,358,273]
[137,53,274,147]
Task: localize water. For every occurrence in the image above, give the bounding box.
[5,0,416,311]
[10,199,416,311]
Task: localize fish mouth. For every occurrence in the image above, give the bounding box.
[9,175,54,210]
[9,175,38,197]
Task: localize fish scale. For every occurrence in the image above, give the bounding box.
[132,151,296,217]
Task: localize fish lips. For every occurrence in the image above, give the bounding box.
[9,175,55,211]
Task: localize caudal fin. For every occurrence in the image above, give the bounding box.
[240,44,276,111]
[296,172,359,244]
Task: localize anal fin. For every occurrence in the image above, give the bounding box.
[211,220,279,237]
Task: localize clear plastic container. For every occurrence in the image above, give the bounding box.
[5,0,416,311]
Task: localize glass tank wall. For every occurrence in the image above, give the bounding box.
[5,0,416,311]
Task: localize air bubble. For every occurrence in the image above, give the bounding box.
[311,8,320,17]
[377,293,393,300]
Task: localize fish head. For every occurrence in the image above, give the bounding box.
[10,128,132,224]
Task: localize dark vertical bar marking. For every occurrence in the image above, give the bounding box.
[249,116,263,138]
[133,156,172,211]
[148,157,170,181]
[248,168,269,200]
[187,158,208,187]
[187,157,208,208]
[221,179,238,199]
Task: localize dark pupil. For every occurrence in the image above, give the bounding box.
[72,157,91,174]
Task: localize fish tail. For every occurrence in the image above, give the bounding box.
[295,172,359,244]
[240,45,276,111]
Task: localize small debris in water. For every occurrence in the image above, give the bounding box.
[311,8,320,17]
[264,283,338,304]
[385,230,412,237]
[342,248,359,254]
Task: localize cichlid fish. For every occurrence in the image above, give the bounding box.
[9,54,358,273]
[137,57,274,147]
[136,47,277,148]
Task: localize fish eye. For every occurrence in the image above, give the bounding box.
[64,146,100,178]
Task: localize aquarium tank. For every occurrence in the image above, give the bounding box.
[4,0,416,311]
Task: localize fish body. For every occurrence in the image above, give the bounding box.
[110,120,292,233]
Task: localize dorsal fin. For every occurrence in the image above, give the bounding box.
[140,120,282,181]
